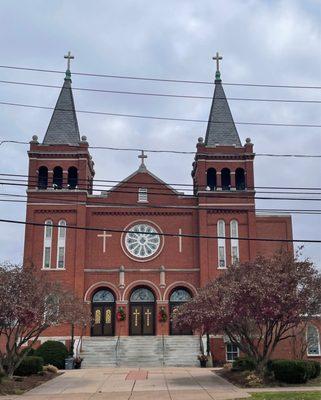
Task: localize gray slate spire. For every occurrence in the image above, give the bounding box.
[43,72,80,145]
[204,79,241,147]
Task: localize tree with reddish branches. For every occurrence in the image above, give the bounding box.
[0,264,91,378]
[174,251,321,373]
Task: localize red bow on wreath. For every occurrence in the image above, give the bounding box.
[116,306,126,321]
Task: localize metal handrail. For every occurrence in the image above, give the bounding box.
[115,335,120,366]
[162,334,165,366]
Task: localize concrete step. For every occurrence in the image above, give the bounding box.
[81,335,200,368]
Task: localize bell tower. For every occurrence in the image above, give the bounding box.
[192,53,257,285]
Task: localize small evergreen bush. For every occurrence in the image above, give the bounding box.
[0,370,6,383]
[270,360,308,383]
[35,341,68,369]
[232,356,256,371]
[305,360,321,379]
[14,356,43,376]
[20,347,35,357]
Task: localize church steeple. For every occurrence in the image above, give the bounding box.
[204,53,241,147]
[42,52,80,146]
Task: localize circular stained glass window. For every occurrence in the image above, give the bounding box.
[125,223,161,259]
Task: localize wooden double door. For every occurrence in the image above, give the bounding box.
[130,303,155,335]
[91,303,114,336]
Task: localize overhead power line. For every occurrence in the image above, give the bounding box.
[1,172,321,192]
[0,141,320,158]
[1,79,321,104]
[0,218,319,243]
[0,192,320,215]
[0,101,320,128]
[1,179,321,202]
[0,64,321,89]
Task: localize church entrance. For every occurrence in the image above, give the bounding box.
[91,289,115,336]
[129,287,155,335]
[170,288,193,335]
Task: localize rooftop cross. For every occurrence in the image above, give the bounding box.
[64,51,74,71]
[212,52,223,80]
[138,150,147,167]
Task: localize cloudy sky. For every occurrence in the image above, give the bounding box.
[0,0,320,266]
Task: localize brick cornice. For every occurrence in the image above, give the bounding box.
[92,211,193,216]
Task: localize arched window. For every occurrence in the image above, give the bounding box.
[221,168,231,191]
[230,220,239,264]
[43,220,53,269]
[130,288,155,303]
[307,325,321,356]
[170,288,192,302]
[207,168,217,191]
[68,167,78,189]
[92,289,115,303]
[53,166,63,189]
[217,220,226,268]
[56,220,66,269]
[236,168,246,190]
[38,166,48,189]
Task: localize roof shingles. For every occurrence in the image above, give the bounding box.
[42,76,80,145]
[204,80,241,147]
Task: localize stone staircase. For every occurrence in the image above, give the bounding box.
[81,335,200,368]
[163,335,199,367]
[81,337,118,368]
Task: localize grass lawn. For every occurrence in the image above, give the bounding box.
[244,392,321,400]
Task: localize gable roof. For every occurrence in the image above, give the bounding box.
[204,79,242,147]
[109,164,180,195]
[42,73,80,145]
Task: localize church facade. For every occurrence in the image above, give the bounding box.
[24,61,296,358]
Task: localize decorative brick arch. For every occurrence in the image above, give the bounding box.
[84,281,121,303]
[163,281,198,301]
[122,280,162,301]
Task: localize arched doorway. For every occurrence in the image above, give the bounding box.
[91,289,115,336]
[129,287,155,336]
[169,288,192,335]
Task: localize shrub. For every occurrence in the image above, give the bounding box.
[20,347,35,357]
[43,364,59,373]
[270,360,309,384]
[35,341,68,369]
[232,356,256,371]
[0,370,6,383]
[14,356,43,376]
[305,360,321,379]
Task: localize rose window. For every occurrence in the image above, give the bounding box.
[125,223,161,259]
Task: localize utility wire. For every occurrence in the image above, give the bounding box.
[1,180,321,201]
[0,192,319,215]
[1,172,321,192]
[0,140,320,158]
[0,101,320,128]
[1,79,321,104]
[0,65,320,89]
[0,218,319,243]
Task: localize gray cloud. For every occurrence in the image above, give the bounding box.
[0,0,320,266]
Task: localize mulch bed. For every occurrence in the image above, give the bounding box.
[0,371,61,396]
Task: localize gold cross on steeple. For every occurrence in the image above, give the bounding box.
[212,52,223,80]
[64,51,74,71]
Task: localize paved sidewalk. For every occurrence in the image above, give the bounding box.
[4,367,250,400]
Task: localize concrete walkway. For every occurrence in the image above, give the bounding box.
[5,367,250,400]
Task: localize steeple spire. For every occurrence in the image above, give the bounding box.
[204,53,241,147]
[42,52,80,145]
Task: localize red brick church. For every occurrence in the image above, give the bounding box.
[24,56,313,364]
